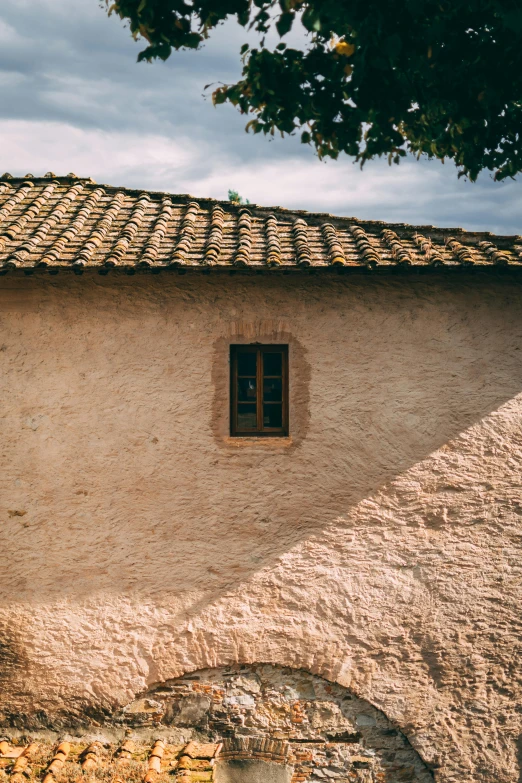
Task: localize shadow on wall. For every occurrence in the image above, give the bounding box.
[1,272,520,778]
[1,273,522,602]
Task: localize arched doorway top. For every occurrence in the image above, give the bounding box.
[122,663,433,783]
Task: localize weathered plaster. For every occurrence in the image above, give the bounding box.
[2,271,522,781]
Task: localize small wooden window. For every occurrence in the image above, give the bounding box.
[230,345,289,437]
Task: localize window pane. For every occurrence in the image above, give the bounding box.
[263,404,282,428]
[238,378,257,401]
[263,378,282,401]
[237,352,257,376]
[263,352,282,376]
[237,404,257,429]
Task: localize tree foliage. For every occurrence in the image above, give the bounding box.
[106,0,522,180]
[228,189,250,204]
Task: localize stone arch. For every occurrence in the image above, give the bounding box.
[121,663,434,783]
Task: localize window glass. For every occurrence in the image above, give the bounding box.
[263,378,282,401]
[237,404,257,429]
[238,378,257,401]
[231,345,288,436]
[237,352,256,376]
[263,352,282,376]
[263,404,283,428]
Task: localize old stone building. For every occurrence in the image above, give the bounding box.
[1,173,522,783]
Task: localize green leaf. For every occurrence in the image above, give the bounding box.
[106,0,522,180]
[276,12,294,37]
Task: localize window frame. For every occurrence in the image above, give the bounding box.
[230,344,289,437]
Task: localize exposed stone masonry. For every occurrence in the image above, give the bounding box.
[122,665,433,782]
[0,666,432,783]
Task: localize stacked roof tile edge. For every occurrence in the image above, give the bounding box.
[0,738,223,783]
[0,737,370,783]
[0,173,520,273]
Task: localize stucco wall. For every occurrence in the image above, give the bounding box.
[1,270,522,782]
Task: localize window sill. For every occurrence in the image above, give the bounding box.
[222,436,293,448]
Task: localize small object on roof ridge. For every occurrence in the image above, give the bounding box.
[44,172,56,178]
[23,174,34,179]
[1,173,12,179]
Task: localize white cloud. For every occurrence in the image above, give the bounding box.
[0,121,200,184]
[0,18,23,44]
[1,118,520,235]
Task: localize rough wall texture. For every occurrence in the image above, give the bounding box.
[1,271,522,782]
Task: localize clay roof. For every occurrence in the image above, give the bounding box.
[0,737,334,783]
[0,739,222,783]
[0,172,520,273]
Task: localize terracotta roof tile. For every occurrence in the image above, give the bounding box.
[171,202,199,266]
[204,205,225,265]
[446,236,476,265]
[348,224,381,267]
[381,228,413,265]
[42,741,70,783]
[80,742,102,771]
[477,239,510,265]
[0,740,221,783]
[321,223,346,266]
[10,744,38,783]
[292,218,313,267]
[0,174,519,274]
[140,197,173,267]
[265,214,282,267]
[234,208,252,267]
[412,232,445,265]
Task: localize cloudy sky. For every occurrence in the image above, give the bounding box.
[0,0,520,233]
